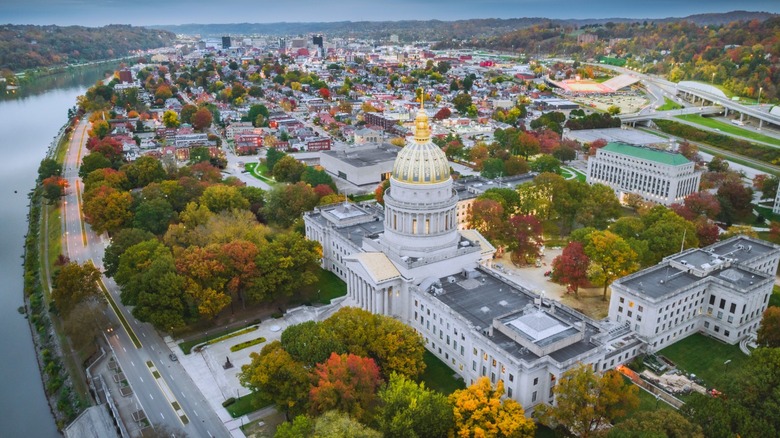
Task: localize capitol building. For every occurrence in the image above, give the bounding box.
[304,104,646,411]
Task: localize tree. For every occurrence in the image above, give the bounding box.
[677,141,700,161]
[607,105,621,115]
[103,228,155,277]
[133,198,174,235]
[552,145,577,163]
[192,107,213,131]
[375,180,390,205]
[515,131,541,160]
[450,377,535,438]
[52,262,102,317]
[200,185,250,213]
[530,155,561,174]
[249,232,321,303]
[115,239,189,330]
[708,156,729,172]
[155,84,172,101]
[42,176,69,203]
[79,152,114,179]
[576,184,622,229]
[551,242,590,297]
[265,147,286,173]
[272,155,306,183]
[309,353,382,423]
[481,158,506,179]
[534,364,639,438]
[312,411,382,438]
[239,341,311,416]
[123,156,166,189]
[275,415,315,438]
[504,155,529,176]
[82,185,133,235]
[757,307,780,348]
[585,231,639,299]
[506,214,544,266]
[609,409,703,438]
[673,191,721,221]
[281,321,345,367]
[721,224,758,239]
[639,207,698,265]
[301,167,335,191]
[38,157,62,181]
[434,107,451,120]
[180,104,198,124]
[452,93,473,114]
[264,182,319,227]
[162,109,180,128]
[62,299,110,358]
[377,373,454,438]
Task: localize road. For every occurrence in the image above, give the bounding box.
[62,118,232,438]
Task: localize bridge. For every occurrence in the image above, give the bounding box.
[676,81,780,129]
[619,106,722,124]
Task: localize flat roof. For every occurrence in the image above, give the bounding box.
[621,265,701,299]
[601,142,689,166]
[709,236,777,264]
[433,270,602,363]
[322,143,399,167]
[564,127,667,146]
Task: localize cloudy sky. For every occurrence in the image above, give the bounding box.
[2,0,779,27]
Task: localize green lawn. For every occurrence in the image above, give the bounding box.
[419,351,466,395]
[244,162,276,185]
[178,322,259,354]
[349,193,376,202]
[298,268,348,305]
[770,285,780,308]
[616,376,674,422]
[226,391,273,418]
[675,114,780,148]
[561,166,586,182]
[657,333,748,390]
[657,97,683,111]
[755,204,780,223]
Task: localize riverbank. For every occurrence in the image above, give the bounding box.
[22,117,89,430]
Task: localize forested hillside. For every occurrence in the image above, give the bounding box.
[0,24,176,72]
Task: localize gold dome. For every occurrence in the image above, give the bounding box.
[391,108,450,184]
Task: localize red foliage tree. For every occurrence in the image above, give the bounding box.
[683,191,721,220]
[309,353,382,422]
[507,214,544,266]
[433,107,452,120]
[313,184,335,199]
[587,138,608,156]
[192,107,213,132]
[319,87,331,99]
[374,180,390,205]
[536,128,561,154]
[550,241,590,296]
[694,218,721,247]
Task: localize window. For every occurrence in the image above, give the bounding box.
[507,387,513,398]
[473,348,478,356]
[717,311,723,320]
[719,299,726,310]
[472,361,476,371]
[618,306,623,313]
[532,391,538,402]
[533,377,538,385]
[730,303,737,313]
[725,330,730,337]
[638,305,643,312]
[709,295,716,305]
[627,310,633,318]
[704,321,710,328]
[509,374,515,382]
[620,297,624,303]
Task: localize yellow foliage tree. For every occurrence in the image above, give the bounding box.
[584,230,639,300]
[449,377,535,438]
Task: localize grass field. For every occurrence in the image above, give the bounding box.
[657,97,683,111]
[244,162,276,185]
[226,391,273,418]
[298,268,348,305]
[657,333,748,391]
[675,114,780,148]
[419,351,466,395]
[561,166,586,182]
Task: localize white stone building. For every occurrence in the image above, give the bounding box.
[305,106,642,412]
[609,236,780,352]
[319,143,399,187]
[587,142,701,206]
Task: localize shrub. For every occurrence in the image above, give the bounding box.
[230,337,267,352]
[222,397,236,407]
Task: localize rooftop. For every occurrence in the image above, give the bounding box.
[322,143,399,168]
[601,142,689,166]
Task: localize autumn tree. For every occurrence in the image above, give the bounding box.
[180,104,198,125]
[551,241,590,297]
[452,93,473,114]
[79,151,114,179]
[52,262,102,317]
[62,299,110,359]
[534,363,639,438]
[757,307,780,348]
[42,176,69,203]
[239,341,311,416]
[671,191,721,221]
[82,185,134,235]
[200,184,250,213]
[717,180,754,226]
[506,214,544,266]
[38,157,62,181]
[576,183,622,230]
[249,231,321,302]
[133,198,175,235]
[192,107,213,131]
[313,411,382,438]
[584,231,639,300]
[469,199,507,245]
[263,182,319,227]
[377,373,454,438]
[272,155,306,183]
[309,353,382,423]
[450,377,535,438]
[162,109,180,128]
[122,155,166,189]
[639,207,699,265]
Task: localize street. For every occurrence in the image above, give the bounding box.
[62,118,232,438]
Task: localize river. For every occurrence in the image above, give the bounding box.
[0,64,117,437]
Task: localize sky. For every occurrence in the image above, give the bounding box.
[1,0,779,27]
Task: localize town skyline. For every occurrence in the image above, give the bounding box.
[3,0,780,27]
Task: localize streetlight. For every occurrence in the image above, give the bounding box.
[757,87,763,106]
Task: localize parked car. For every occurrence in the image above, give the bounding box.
[169,353,178,362]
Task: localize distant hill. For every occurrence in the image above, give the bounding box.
[0,24,176,72]
[149,10,777,40]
